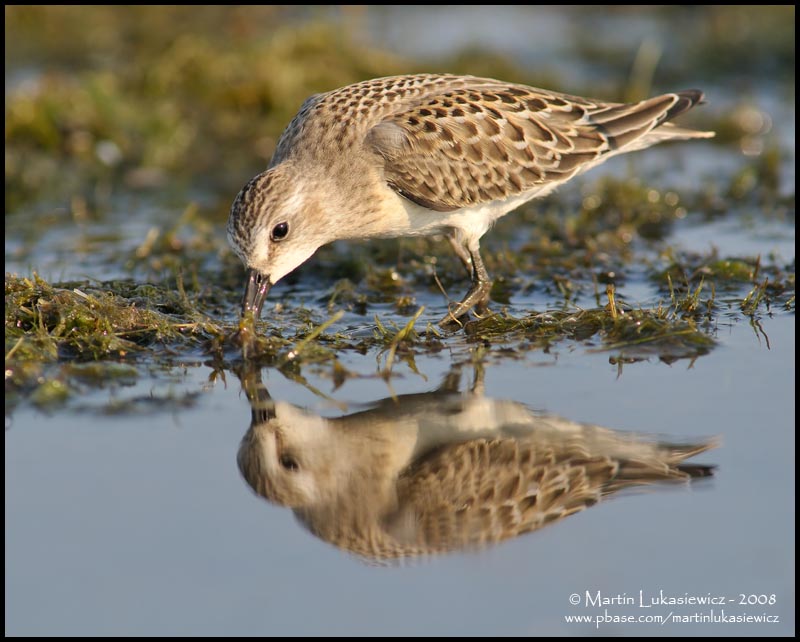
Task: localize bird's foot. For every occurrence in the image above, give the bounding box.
[438,281,492,328]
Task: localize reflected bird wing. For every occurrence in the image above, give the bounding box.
[382,437,715,555]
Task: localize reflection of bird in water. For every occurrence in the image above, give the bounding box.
[237,366,716,562]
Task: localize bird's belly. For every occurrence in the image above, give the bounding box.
[397,190,544,243]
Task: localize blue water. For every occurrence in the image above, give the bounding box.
[6,315,795,635]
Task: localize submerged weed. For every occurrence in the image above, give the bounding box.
[5,273,224,409]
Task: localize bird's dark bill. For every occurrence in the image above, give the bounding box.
[241,269,271,318]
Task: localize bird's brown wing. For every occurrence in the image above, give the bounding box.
[366,80,704,212]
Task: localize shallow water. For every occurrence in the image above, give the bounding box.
[6,316,794,635]
[5,6,795,637]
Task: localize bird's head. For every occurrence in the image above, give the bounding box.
[227,164,328,318]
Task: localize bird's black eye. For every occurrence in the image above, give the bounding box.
[279,454,299,472]
[271,222,289,241]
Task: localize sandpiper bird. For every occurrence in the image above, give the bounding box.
[237,366,716,562]
[228,74,713,326]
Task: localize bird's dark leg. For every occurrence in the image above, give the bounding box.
[440,237,492,327]
[446,232,474,277]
